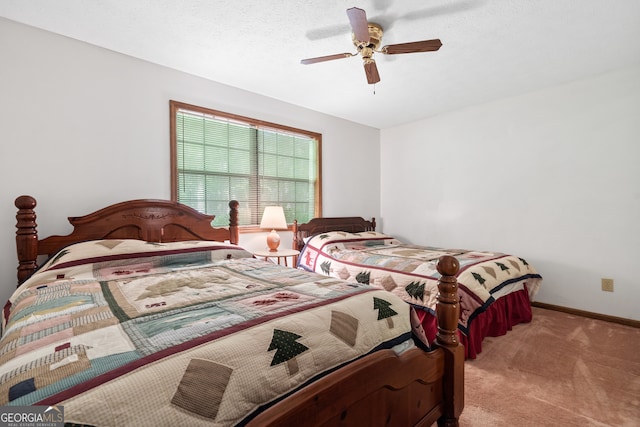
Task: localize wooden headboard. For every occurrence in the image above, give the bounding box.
[292,216,376,251]
[15,195,239,285]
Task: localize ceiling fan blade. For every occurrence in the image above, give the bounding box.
[346,7,370,42]
[382,39,443,55]
[300,53,354,65]
[364,61,380,84]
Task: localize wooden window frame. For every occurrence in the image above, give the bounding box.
[170,100,322,232]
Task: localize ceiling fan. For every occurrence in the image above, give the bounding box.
[301,7,442,85]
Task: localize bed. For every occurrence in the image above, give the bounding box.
[293,217,543,359]
[8,196,464,426]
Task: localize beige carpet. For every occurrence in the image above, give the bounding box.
[458,307,640,426]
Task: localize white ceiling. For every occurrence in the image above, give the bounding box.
[2,1,640,129]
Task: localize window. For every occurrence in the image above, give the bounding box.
[170,100,322,227]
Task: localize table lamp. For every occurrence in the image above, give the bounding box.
[260,206,287,252]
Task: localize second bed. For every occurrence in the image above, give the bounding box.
[293,217,542,359]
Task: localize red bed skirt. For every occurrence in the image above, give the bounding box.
[417,288,533,359]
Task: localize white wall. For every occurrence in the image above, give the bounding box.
[3,17,637,321]
[381,65,640,320]
[0,18,380,303]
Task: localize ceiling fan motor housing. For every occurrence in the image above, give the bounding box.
[352,23,383,59]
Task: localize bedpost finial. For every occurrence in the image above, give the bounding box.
[437,255,459,277]
[435,255,460,349]
[15,195,36,210]
[228,200,239,245]
[16,195,38,285]
[229,200,239,227]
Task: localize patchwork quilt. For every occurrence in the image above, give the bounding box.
[298,231,543,334]
[0,239,417,426]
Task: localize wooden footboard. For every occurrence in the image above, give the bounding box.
[249,255,464,427]
[248,347,446,426]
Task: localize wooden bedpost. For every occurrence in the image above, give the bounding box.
[229,200,239,245]
[435,255,465,427]
[292,219,300,251]
[15,195,39,285]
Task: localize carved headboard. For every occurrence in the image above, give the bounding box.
[292,216,376,251]
[15,195,239,285]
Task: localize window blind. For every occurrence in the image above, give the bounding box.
[173,103,319,227]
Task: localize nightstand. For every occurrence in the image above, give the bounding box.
[253,248,300,267]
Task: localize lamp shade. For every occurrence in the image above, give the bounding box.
[260,206,287,252]
[260,206,287,230]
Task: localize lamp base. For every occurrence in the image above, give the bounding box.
[266,230,281,252]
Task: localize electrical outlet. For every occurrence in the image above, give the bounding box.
[601,278,614,292]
